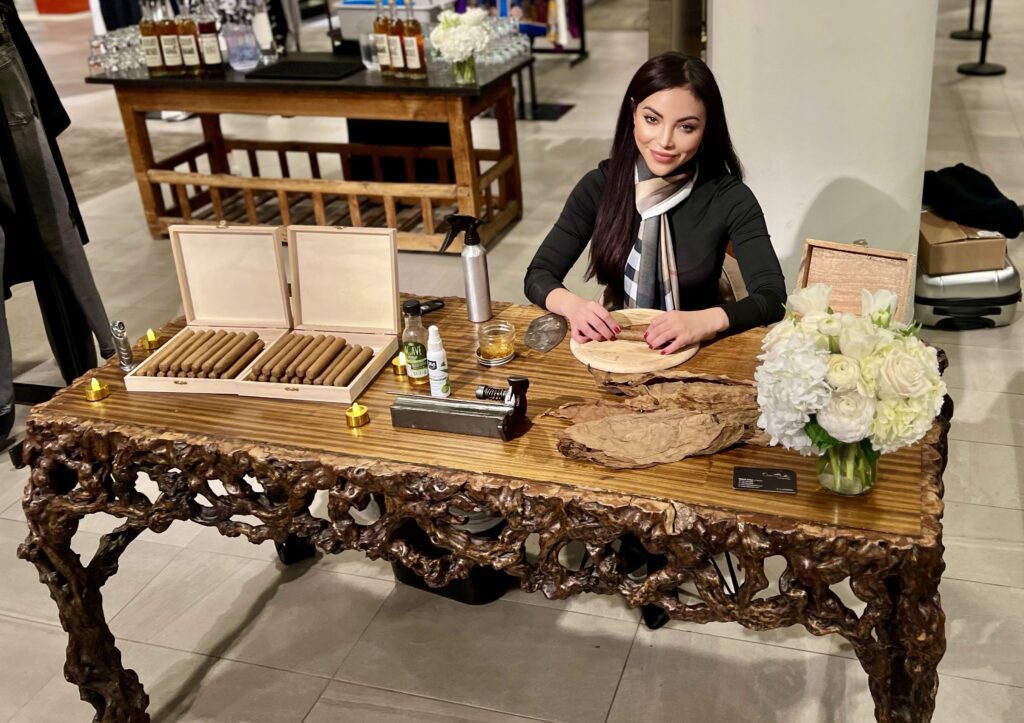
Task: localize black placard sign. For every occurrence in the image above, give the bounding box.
[733,467,797,494]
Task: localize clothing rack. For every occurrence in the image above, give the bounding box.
[527,0,588,67]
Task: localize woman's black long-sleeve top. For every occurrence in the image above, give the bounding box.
[524,162,788,331]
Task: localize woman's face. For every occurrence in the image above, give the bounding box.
[632,86,706,176]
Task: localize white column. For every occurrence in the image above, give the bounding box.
[707,1,938,287]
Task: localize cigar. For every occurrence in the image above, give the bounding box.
[158,329,201,373]
[270,375,280,383]
[285,335,323,379]
[614,325,649,342]
[211,331,259,376]
[252,333,295,377]
[270,335,310,379]
[223,340,265,379]
[190,331,232,374]
[296,335,333,379]
[305,338,346,381]
[258,374,268,382]
[319,344,359,386]
[179,330,219,373]
[334,346,374,387]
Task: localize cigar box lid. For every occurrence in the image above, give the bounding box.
[169,224,292,329]
[287,226,400,335]
[796,238,916,324]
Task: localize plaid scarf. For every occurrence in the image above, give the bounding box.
[623,160,697,310]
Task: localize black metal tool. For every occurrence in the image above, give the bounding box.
[390,377,530,441]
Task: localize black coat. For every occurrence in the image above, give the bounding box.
[1,0,91,299]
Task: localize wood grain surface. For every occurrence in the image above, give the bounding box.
[569,308,699,373]
[31,298,934,537]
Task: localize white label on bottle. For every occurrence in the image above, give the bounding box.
[388,36,405,68]
[403,36,421,69]
[199,34,222,65]
[142,36,163,68]
[375,33,391,66]
[160,35,183,66]
[179,35,201,66]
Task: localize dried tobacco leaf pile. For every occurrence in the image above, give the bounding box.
[548,368,768,469]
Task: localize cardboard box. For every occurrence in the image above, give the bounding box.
[796,238,916,324]
[919,211,1006,276]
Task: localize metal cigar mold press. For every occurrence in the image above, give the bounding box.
[390,377,530,441]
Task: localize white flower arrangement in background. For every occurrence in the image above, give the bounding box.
[429,8,492,63]
[755,285,946,460]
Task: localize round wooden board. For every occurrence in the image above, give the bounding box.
[569,308,699,373]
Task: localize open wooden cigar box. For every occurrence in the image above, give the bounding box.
[236,225,400,404]
[796,238,916,324]
[124,223,399,404]
[124,224,292,395]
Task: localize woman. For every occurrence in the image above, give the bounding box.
[524,52,786,351]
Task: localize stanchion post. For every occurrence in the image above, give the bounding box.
[958,0,1006,76]
[951,0,988,40]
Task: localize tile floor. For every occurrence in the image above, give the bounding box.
[3,0,1024,720]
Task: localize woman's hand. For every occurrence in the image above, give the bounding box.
[644,308,730,353]
[545,289,620,342]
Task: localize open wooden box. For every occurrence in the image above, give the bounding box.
[796,239,916,323]
[235,225,400,404]
[124,224,292,395]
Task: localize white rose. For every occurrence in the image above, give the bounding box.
[787,284,832,318]
[817,315,843,337]
[861,289,898,327]
[876,344,936,400]
[462,7,488,25]
[871,397,933,453]
[817,392,876,443]
[839,317,890,360]
[826,354,861,392]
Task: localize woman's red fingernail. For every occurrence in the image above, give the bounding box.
[660,350,666,355]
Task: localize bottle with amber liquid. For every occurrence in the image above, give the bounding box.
[157,0,185,76]
[139,0,165,76]
[373,0,393,75]
[401,0,425,78]
[196,0,224,74]
[386,0,406,78]
[177,0,203,76]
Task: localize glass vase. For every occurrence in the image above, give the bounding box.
[452,55,477,85]
[817,441,878,496]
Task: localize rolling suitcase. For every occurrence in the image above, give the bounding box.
[915,256,1021,330]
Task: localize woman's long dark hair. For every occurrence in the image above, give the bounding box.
[587,52,744,290]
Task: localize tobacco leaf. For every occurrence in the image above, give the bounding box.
[556,409,748,469]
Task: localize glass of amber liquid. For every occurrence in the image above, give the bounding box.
[476,320,516,366]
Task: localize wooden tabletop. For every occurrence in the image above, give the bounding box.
[31,299,935,538]
[85,52,533,97]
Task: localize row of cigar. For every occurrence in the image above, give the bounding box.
[136,330,265,378]
[246,332,374,386]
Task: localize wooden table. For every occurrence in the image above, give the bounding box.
[86,54,527,252]
[17,299,949,722]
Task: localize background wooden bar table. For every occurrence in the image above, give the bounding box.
[18,298,949,722]
[85,54,528,252]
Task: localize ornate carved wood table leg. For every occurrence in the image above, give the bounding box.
[16,424,151,722]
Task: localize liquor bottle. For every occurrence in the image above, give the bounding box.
[373,0,393,75]
[139,0,165,76]
[387,0,406,78]
[196,0,224,73]
[402,0,425,78]
[157,0,185,76]
[177,0,203,76]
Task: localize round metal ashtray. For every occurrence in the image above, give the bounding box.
[475,348,515,367]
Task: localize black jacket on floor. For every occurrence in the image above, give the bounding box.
[923,163,1024,239]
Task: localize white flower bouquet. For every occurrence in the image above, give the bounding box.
[754,285,946,495]
[429,8,491,64]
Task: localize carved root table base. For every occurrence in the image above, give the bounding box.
[18,400,950,722]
